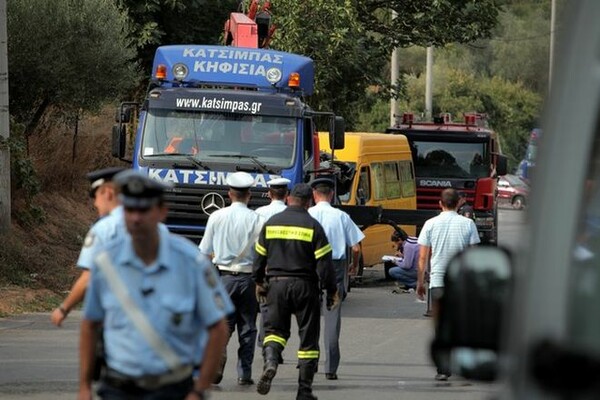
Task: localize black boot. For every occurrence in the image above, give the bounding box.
[297,362,318,400]
[257,344,282,395]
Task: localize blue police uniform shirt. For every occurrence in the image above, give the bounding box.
[199,202,264,272]
[255,200,286,220]
[308,201,365,260]
[77,206,125,270]
[83,227,234,377]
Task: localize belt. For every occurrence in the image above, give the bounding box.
[104,365,193,391]
[219,270,252,276]
[268,276,312,282]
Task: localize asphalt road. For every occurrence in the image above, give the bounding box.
[0,209,525,399]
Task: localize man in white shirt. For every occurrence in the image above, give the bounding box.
[417,188,480,381]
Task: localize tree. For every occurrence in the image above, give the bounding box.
[271,0,379,128]
[359,0,502,50]
[115,0,239,75]
[7,0,139,133]
[269,0,502,129]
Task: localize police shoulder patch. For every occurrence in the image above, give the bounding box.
[214,293,225,310]
[83,232,95,248]
[204,267,218,288]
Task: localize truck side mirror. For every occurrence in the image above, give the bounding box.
[496,154,508,176]
[118,105,133,123]
[330,116,345,150]
[431,246,513,381]
[111,124,126,159]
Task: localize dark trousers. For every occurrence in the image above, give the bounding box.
[263,277,321,366]
[430,286,450,376]
[221,273,258,380]
[322,259,347,374]
[98,376,193,400]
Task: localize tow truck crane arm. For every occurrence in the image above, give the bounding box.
[224,0,276,49]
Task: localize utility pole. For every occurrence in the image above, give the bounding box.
[548,0,556,93]
[0,0,11,233]
[390,10,399,128]
[425,46,433,120]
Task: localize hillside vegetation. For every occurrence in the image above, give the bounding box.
[0,109,124,315]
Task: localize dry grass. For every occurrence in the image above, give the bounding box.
[0,106,128,314]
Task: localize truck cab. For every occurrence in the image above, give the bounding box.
[112,44,343,242]
[430,2,600,398]
[386,114,507,244]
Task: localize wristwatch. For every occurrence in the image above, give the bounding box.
[58,305,69,316]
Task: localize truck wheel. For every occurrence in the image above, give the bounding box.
[512,195,525,210]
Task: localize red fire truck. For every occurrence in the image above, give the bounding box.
[386,113,507,244]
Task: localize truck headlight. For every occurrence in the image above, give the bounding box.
[266,67,282,84]
[173,63,189,81]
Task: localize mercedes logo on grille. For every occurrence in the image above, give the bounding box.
[201,192,225,215]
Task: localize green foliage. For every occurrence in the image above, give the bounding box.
[7,0,140,125]
[0,121,45,225]
[4,121,45,225]
[268,0,502,129]
[359,0,502,50]
[115,0,239,75]
[270,0,382,129]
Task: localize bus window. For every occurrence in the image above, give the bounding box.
[398,160,416,198]
[384,162,401,199]
[372,163,386,200]
[357,166,371,205]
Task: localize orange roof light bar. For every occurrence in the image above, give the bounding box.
[155,64,167,80]
[288,72,300,88]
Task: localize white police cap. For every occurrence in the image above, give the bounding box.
[226,172,254,190]
[267,177,291,188]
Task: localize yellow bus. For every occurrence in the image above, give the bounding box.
[319,132,417,276]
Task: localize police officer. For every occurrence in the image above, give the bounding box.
[199,171,264,386]
[308,176,365,380]
[253,183,338,400]
[51,167,124,327]
[255,177,290,349]
[255,177,290,220]
[79,170,233,400]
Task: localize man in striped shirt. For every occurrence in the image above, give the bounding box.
[417,188,480,381]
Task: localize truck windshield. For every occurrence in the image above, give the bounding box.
[140,109,297,169]
[411,140,489,179]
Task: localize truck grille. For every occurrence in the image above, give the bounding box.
[416,187,476,209]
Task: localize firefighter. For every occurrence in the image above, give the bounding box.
[255,177,291,352]
[253,183,339,400]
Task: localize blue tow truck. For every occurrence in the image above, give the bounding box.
[111,13,344,243]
